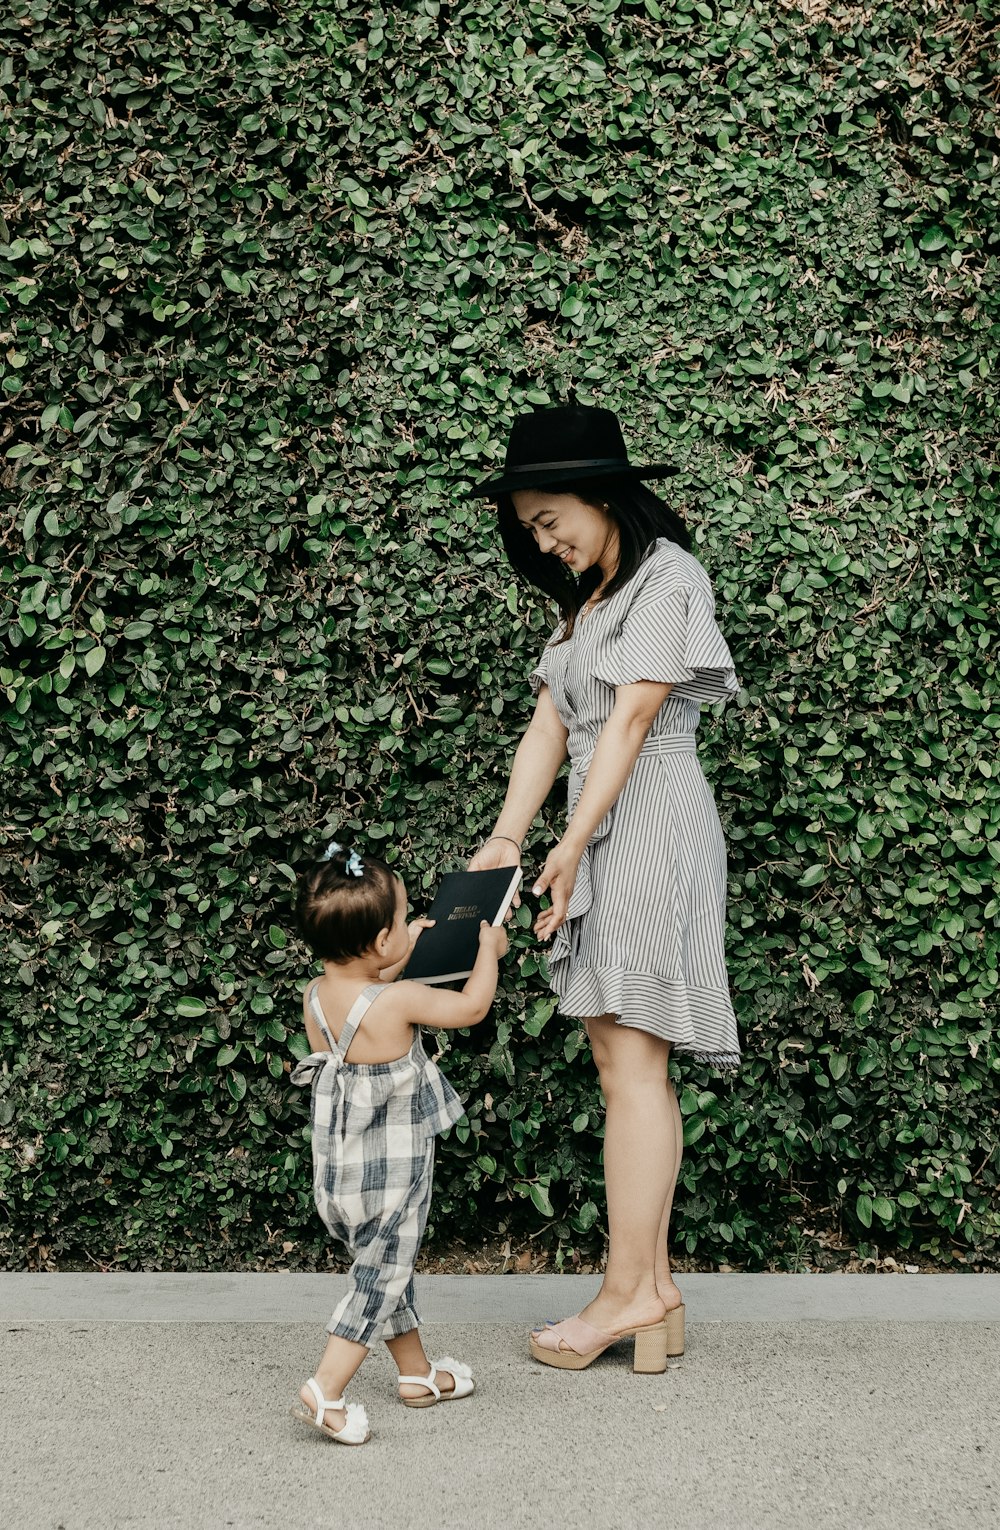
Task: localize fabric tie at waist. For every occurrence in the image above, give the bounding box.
[567,731,697,836]
[570,733,697,775]
[552,732,699,965]
[291,1048,348,1142]
[290,1050,341,1088]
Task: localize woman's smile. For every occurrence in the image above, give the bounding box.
[510,489,619,581]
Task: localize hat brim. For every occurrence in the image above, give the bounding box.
[471,463,677,499]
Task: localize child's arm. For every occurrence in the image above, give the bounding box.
[378,918,436,983]
[395,922,509,1030]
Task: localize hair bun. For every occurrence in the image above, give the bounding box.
[320,840,365,878]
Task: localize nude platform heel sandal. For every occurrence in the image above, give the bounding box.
[530,1314,671,1373]
[663,1302,686,1369]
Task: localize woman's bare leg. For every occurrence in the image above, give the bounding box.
[576,1015,673,1334]
[653,1071,684,1310]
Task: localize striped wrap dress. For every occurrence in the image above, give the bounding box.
[529,536,741,1071]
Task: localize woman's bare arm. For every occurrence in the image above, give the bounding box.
[532,680,673,939]
[560,681,673,855]
[487,686,569,846]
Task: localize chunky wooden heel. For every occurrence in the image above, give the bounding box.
[664,1302,685,1367]
[530,1305,685,1373]
[632,1320,669,1375]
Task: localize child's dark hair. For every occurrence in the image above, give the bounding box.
[296,842,400,962]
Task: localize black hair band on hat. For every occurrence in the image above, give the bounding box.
[503,456,631,474]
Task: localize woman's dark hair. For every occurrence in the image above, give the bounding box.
[495,475,692,642]
[296,843,400,962]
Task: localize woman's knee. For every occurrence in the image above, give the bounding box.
[587,1015,669,1090]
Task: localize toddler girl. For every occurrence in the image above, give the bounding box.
[289,839,509,1445]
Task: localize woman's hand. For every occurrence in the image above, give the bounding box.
[466,837,522,919]
[531,840,582,941]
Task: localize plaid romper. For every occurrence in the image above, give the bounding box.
[291,980,465,1346]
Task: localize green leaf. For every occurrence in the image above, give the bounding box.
[682,1117,706,1147]
[176,997,207,1018]
[528,1183,554,1217]
[856,1194,873,1229]
[84,646,107,677]
[228,1072,247,1101]
[799,865,827,888]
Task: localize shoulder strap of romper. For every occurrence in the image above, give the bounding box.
[307,980,341,1054]
[336,983,388,1064]
[309,982,387,1063]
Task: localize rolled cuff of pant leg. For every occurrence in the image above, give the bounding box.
[325,1312,378,1346]
[323,1299,421,1346]
[325,1289,381,1347]
[381,1304,420,1340]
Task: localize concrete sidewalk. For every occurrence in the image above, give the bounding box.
[4,1270,1000,1323]
[3,1276,998,1530]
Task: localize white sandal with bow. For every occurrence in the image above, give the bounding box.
[291,1377,371,1444]
[397,1356,475,1409]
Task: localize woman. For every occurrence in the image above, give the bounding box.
[466,404,741,1373]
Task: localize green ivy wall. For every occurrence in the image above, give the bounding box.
[1,0,997,1271]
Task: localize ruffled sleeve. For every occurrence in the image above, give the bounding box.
[593,550,739,705]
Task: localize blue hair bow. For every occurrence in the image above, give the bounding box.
[321,840,364,877]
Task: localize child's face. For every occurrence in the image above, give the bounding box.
[375,877,410,964]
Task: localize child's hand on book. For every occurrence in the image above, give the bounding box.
[407,918,435,948]
[478,921,509,959]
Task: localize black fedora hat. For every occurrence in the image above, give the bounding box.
[472,404,675,498]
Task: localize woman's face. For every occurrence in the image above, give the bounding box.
[512,489,619,578]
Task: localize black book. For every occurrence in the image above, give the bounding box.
[403,867,522,985]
